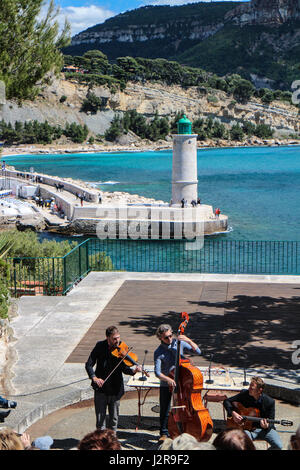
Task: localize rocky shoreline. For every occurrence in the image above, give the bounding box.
[2,136,300,157]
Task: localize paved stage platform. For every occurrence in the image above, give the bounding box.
[2,272,300,435]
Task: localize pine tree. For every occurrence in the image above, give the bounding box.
[0,0,70,101]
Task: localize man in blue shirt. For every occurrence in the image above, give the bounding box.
[154,323,202,441]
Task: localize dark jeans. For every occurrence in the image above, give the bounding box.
[159,386,172,437]
[94,391,120,431]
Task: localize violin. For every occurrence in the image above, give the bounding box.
[111,341,150,377]
[168,312,213,442]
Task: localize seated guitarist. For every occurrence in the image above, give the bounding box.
[223,376,283,450]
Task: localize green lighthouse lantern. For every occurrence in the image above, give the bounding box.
[177,114,192,135]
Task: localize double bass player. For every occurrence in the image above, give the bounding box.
[154,323,202,442]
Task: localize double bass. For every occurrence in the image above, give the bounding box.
[168,312,213,441]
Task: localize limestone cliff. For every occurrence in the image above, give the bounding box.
[71,1,300,49]
[225,0,300,25]
[1,77,298,141]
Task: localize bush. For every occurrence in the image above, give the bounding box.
[63,123,89,143]
[232,79,255,103]
[254,123,274,139]
[0,119,90,145]
[105,110,170,142]
[81,92,108,114]
[261,89,274,105]
[104,116,124,142]
[230,123,244,141]
[1,230,78,259]
[0,278,9,319]
[242,121,256,136]
[0,258,9,319]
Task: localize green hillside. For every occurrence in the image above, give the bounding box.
[175,22,300,89]
[84,3,239,30]
[63,2,300,90]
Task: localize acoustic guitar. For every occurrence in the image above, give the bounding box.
[226,402,293,431]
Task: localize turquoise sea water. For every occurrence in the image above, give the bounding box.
[4,145,300,241]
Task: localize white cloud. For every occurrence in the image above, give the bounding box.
[59,5,115,35]
[39,3,115,36]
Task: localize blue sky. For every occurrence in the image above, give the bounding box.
[52,1,245,35]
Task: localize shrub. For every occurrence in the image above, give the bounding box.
[254,123,274,139]
[81,92,108,114]
[230,123,244,141]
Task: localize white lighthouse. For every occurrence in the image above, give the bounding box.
[171,115,198,206]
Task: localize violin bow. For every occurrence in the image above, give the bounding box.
[102,346,135,386]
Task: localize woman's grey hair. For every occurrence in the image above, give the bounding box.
[159,433,216,451]
[156,324,172,339]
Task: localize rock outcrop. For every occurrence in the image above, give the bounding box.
[70,1,300,50]
[1,78,298,139]
[225,0,300,25]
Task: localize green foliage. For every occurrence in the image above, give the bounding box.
[81,92,108,114]
[64,123,89,143]
[104,115,124,142]
[0,274,9,319]
[63,46,295,108]
[0,229,10,318]
[192,117,227,141]
[86,3,237,29]
[105,110,170,142]
[0,119,90,145]
[242,121,256,136]
[90,251,114,271]
[1,232,115,297]
[0,0,70,101]
[175,22,300,90]
[65,50,111,75]
[232,79,255,103]
[0,230,79,310]
[1,230,78,259]
[254,123,274,139]
[230,123,245,141]
[65,71,120,93]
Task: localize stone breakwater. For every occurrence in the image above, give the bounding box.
[1,166,228,237]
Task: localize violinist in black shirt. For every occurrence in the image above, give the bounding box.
[223,376,282,449]
[85,325,141,432]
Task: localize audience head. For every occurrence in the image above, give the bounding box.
[289,424,300,450]
[78,429,121,450]
[213,429,256,450]
[160,433,215,450]
[0,427,24,450]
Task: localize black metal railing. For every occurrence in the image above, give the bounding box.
[7,239,300,296]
